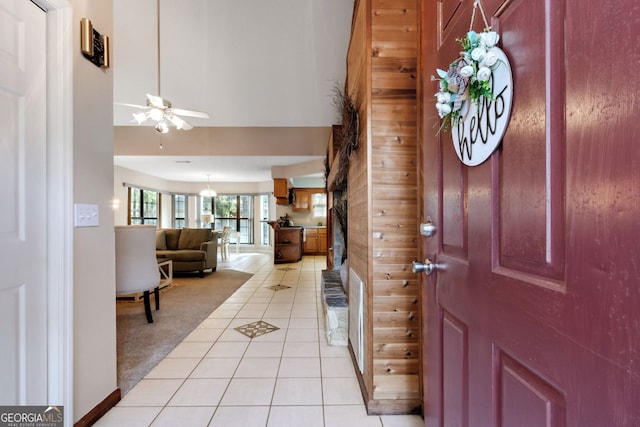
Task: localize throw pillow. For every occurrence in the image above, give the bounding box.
[155,230,167,250]
[164,229,182,250]
[178,228,212,250]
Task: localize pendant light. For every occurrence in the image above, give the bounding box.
[200,174,217,197]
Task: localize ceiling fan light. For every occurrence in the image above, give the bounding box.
[155,121,169,134]
[149,108,164,121]
[132,112,147,124]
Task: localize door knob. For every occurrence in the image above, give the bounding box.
[420,221,437,237]
[412,259,439,275]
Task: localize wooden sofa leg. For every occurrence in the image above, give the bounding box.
[199,270,204,278]
[143,290,153,323]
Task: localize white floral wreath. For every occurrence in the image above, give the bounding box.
[432,28,500,129]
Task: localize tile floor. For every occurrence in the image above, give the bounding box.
[96,253,424,427]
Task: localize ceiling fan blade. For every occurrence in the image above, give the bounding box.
[146,94,167,109]
[180,119,193,131]
[172,108,210,119]
[115,102,149,109]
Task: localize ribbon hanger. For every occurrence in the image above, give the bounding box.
[469,0,491,31]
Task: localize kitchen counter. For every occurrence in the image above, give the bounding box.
[274,227,303,263]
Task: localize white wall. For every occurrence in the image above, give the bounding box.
[71,0,116,422]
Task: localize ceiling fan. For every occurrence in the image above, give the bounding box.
[117,94,210,133]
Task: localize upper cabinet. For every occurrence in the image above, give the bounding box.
[292,189,311,211]
[273,178,289,205]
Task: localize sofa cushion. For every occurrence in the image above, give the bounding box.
[164,229,182,250]
[156,230,167,250]
[156,249,206,262]
[178,228,212,250]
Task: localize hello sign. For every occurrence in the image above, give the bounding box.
[452,47,513,166]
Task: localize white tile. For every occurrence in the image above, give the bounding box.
[324,405,383,427]
[322,377,364,405]
[118,379,183,406]
[145,358,200,379]
[167,378,229,406]
[94,406,161,426]
[244,340,285,357]
[267,406,324,427]
[212,302,244,312]
[219,378,276,405]
[263,308,293,318]
[278,357,321,378]
[207,309,240,319]
[379,414,425,427]
[272,378,323,405]
[209,406,269,427]
[288,318,320,329]
[198,318,231,329]
[190,357,241,378]
[319,342,351,358]
[182,327,224,342]
[151,406,215,427]
[166,342,212,358]
[321,357,357,378]
[217,328,251,342]
[237,309,267,318]
[286,328,319,342]
[205,341,248,358]
[282,341,320,358]
[290,309,318,319]
[234,357,281,377]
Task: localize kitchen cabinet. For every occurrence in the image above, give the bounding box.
[273,178,289,205]
[274,227,303,263]
[292,189,310,211]
[304,227,327,254]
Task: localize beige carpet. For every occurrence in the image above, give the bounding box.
[116,269,253,395]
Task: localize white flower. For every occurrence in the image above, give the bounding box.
[436,92,451,104]
[476,66,491,82]
[482,51,499,68]
[471,47,486,62]
[480,31,499,48]
[436,102,452,117]
[460,65,474,78]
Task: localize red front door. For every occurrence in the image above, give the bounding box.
[420,0,640,426]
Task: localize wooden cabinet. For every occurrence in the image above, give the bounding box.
[292,189,310,211]
[274,227,303,263]
[273,179,289,205]
[303,227,327,254]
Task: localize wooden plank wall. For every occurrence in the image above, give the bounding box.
[346,0,420,415]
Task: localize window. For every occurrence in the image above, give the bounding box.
[260,194,270,245]
[213,195,253,244]
[129,187,159,225]
[173,194,187,228]
[200,196,214,228]
[312,192,327,218]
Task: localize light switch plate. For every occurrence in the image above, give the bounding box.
[74,203,99,227]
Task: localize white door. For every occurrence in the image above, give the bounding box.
[0,0,47,404]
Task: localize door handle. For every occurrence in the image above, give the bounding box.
[412,259,440,275]
[419,220,437,237]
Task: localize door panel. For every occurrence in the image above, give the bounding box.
[442,311,468,427]
[0,1,47,404]
[496,350,566,427]
[421,0,640,425]
[493,0,566,282]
